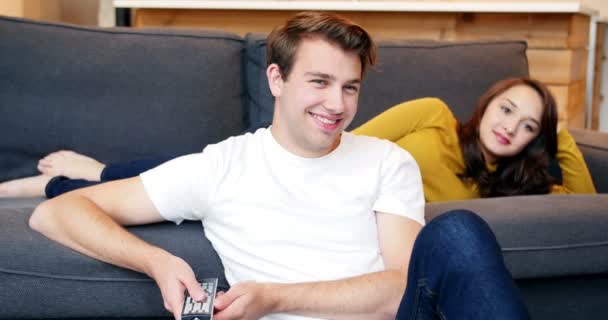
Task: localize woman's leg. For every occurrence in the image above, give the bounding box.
[38,151,177,182]
[396,210,529,320]
[0,175,52,198]
[43,154,178,198]
[100,154,176,181]
[0,152,178,198]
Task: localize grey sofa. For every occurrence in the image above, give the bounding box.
[1,15,607,320]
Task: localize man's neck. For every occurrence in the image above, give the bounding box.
[269,125,341,158]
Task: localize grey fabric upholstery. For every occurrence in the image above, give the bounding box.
[0,16,246,182]
[518,275,608,320]
[426,194,608,279]
[243,33,529,129]
[355,39,529,127]
[0,197,228,319]
[1,15,608,320]
[243,33,275,130]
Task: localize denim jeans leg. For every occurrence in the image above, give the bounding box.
[396,210,530,320]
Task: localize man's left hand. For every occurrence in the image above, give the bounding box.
[213,281,277,320]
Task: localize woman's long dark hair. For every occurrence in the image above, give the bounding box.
[458,78,559,197]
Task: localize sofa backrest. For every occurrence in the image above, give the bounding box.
[0,16,529,182]
[0,16,246,181]
[243,33,529,130]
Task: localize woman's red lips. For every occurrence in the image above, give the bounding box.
[494,131,511,145]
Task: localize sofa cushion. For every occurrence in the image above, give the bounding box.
[0,198,228,319]
[243,33,275,131]
[244,33,528,129]
[0,16,246,182]
[426,194,608,279]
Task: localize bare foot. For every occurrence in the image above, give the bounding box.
[38,150,106,181]
[0,175,53,198]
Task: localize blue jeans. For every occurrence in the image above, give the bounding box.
[44,154,177,198]
[397,210,530,320]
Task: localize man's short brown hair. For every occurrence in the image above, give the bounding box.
[266,11,376,80]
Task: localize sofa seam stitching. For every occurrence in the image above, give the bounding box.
[502,240,608,252]
[1,17,243,42]
[0,268,154,282]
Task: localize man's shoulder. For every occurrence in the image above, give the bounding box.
[209,127,269,151]
[343,131,412,156]
[341,132,417,172]
[343,131,392,147]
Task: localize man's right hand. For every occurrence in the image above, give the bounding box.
[148,253,207,320]
[28,177,206,320]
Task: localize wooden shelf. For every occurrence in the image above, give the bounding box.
[114,1,597,15]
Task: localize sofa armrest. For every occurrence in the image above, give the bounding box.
[0,198,228,319]
[426,194,608,280]
[569,128,608,193]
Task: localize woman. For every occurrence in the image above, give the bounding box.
[353,77,595,201]
[0,77,595,200]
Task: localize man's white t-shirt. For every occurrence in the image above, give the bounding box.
[140,127,424,320]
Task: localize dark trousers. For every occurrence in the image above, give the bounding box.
[45,154,177,198]
[43,126,269,198]
[397,210,530,319]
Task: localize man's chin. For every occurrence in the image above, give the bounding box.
[319,134,342,153]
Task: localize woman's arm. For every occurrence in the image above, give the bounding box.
[352,98,454,142]
[552,129,596,194]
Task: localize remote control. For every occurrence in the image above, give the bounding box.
[181,278,218,320]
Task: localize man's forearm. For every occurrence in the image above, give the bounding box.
[29,193,168,277]
[268,269,406,319]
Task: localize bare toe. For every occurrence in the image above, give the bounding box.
[37,162,52,175]
[37,158,58,176]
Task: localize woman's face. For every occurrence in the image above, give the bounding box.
[478,84,544,164]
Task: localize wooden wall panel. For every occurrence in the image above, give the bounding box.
[453,13,588,49]
[591,23,605,130]
[549,81,586,128]
[134,9,459,40]
[528,48,587,84]
[133,9,594,128]
[333,12,458,41]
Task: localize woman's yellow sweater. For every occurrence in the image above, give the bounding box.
[352,98,596,202]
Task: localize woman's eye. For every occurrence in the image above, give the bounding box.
[523,124,535,132]
[500,105,511,114]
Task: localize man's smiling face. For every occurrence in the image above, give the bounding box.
[268,36,362,158]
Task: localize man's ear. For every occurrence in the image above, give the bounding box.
[266,63,283,97]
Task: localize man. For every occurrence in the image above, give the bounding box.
[30,12,529,320]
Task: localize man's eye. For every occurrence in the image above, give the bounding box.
[344,85,359,94]
[311,79,327,85]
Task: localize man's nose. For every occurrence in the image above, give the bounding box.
[324,88,345,114]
